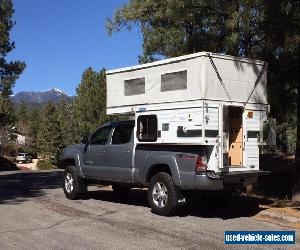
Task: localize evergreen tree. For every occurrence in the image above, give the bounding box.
[57,99,79,147]
[37,102,62,158]
[27,107,41,154]
[73,67,110,136]
[16,102,29,134]
[0,0,25,126]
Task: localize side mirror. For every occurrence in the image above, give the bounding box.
[81,135,89,145]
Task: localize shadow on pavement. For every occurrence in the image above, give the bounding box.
[88,188,265,220]
[0,170,63,204]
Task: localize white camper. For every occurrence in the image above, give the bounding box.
[106,52,275,173]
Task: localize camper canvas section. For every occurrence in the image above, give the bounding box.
[106,52,267,115]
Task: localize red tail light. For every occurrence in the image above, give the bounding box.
[195,155,208,173]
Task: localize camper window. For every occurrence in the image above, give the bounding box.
[137,115,158,142]
[124,77,145,96]
[161,70,187,92]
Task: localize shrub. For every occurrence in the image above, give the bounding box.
[37,159,55,170]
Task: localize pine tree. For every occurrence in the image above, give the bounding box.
[57,99,80,147]
[16,102,29,134]
[37,102,62,158]
[0,0,25,126]
[27,107,41,154]
[73,67,110,136]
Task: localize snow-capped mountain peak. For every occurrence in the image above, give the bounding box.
[11,88,72,104]
[46,88,65,94]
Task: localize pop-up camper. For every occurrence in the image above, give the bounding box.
[106,52,275,174]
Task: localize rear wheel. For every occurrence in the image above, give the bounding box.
[63,166,87,200]
[148,172,180,216]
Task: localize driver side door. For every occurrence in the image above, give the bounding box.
[82,125,111,178]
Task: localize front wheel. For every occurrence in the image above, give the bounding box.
[148,172,180,216]
[63,166,87,200]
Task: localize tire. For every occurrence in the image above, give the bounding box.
[148,172,180,216]
[63,166,87,200]
[112,185,131,196]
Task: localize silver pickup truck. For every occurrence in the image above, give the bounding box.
[60,120,265,216]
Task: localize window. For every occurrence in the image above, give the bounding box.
[124,77,145,96]
[112,124,134,144]
[161,70,187,92]
[137,115,158,142]
[90,126,111,145]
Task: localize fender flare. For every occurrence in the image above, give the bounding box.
[61,152,84,178]
[143,154,183,188]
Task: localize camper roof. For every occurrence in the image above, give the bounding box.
[106,52,265,75]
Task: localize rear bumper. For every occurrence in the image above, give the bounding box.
[194,170,270,191]
[16,158,27,162]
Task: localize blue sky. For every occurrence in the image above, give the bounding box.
[7,0,142,96]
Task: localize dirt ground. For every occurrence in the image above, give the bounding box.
[16,159,38,170]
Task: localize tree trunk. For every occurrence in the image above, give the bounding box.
[292,43,300,201]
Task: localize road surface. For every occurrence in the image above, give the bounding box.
[0,170,298,249]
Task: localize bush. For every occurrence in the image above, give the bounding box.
[0,156,19,171]
[37,159,55,170]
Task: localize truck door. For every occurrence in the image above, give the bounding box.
[104,123,134,181]
[82,125,111,178]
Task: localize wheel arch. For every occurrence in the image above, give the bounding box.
[144,155,183,188]
[59,154,84,177]
[146,164,172,184]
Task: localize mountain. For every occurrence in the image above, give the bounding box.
[11,88,72,105]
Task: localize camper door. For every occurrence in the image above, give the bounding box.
[222,105,244,167]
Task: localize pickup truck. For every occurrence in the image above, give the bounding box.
[60,120,264,216]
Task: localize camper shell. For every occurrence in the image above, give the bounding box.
[106,52,272,174]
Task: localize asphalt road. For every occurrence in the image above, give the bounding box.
[0,170,298,249]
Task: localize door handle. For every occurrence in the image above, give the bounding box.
[99,150,106,154]
[121,150,130,154]
[86,161,93,165]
